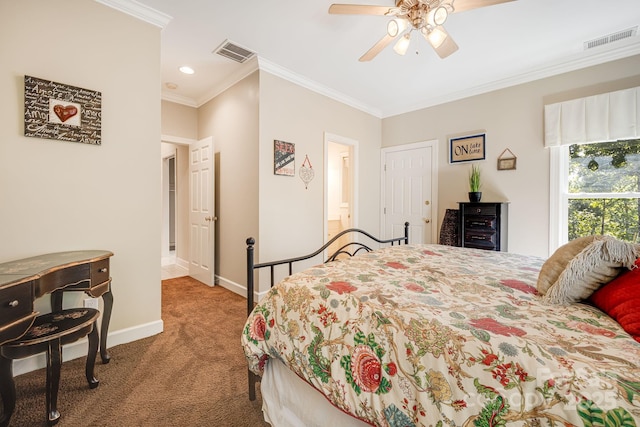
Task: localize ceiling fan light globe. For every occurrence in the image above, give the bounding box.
[433,6,448,25]
[393,33,411,55]
[426,26,448,49]
[387,18,409,37]
[387,19,399,37]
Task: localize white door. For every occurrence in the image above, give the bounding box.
[382,141,438,244]
[189,137,215,285]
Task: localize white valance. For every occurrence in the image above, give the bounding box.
[544,86,640,147]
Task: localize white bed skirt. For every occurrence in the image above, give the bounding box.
[261,359,371,427]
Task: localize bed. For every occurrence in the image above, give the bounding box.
[242,229,640,426]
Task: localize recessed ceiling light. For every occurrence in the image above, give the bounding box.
[165,82,178,90]
[179,66,195,75]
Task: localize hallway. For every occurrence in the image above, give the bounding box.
[161,252,188,280]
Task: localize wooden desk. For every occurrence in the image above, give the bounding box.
[0,250,113,425]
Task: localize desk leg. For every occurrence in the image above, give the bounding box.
[100,290,113,364]
[0,355,16,427]
[86,322,100,388]
[51,291,63,312]
[46,340,62,425]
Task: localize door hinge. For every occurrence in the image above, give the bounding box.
[383,207,386,214]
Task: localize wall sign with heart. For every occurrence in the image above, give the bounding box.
[24,75,101,145]
[299,155,314,189]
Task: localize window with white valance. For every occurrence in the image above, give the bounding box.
[544,86,640,147]
[546,86,640,254]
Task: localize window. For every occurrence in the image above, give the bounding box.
[551,139,640,250]
[545,86,640,252]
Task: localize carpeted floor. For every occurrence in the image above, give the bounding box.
[9,276,269,426]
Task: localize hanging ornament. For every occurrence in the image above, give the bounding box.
[299,155,314,189]
[611,152,627,168]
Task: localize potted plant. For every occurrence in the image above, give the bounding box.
[468,164,482,202]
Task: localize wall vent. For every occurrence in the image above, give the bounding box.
[213,40,255,63]
[584,26,637,50]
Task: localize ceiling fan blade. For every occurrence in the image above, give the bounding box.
[453,0,516,13]
[359,33,397,62]
[329,4,392,15]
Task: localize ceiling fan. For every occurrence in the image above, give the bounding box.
[329,0,515,61]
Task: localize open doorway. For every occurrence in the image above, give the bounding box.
[325,133,358,255]
[161,142,189,280]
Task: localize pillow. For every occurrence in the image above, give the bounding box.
[543,236,640,304]
[589,258,640,342]
[536,235,599,295]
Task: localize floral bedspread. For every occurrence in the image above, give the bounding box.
[242,244,640,426]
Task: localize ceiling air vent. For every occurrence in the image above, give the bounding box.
[584,26,638,50]
[213,40,255,63]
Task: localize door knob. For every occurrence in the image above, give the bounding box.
[423,218,431,224]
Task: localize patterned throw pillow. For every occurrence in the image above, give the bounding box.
[536,236,598,295]
[543,236,639,304]
[589,258,640,342]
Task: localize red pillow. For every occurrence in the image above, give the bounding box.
[589,258,640,342]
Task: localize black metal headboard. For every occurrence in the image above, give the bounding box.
[245,222,409,317]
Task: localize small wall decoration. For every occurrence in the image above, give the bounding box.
[497,148,517,170]
[299,155,314,189]
[24,75,102,145]
[274,140,295,176]
[449,133,486,163]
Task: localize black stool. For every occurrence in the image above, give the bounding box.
[0,308,100,426]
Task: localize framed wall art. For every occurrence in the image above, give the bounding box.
[497,148,517,170]
[24,75,102,145]
[274,140,295,176]
[449,133,486,164]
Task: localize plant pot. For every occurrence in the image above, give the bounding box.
[468,192,482,203]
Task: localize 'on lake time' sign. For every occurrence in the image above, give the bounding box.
[449,133,486,163]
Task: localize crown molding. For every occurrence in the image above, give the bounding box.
[161,92,198,108]
[95,0,172,28]
[382,37,640,118]
[258,58,382,118]
[162,58,260,109]
[194,57,261,108]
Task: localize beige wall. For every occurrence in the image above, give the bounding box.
[382,55,640,257]
[161,100,198,141]
[257,71,381,289]
[0,0,162,338]
[198,72,260,291]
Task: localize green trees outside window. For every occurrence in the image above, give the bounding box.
[568,139,640,242]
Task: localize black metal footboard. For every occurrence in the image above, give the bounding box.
[245,222,409,400]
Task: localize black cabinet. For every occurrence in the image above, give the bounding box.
[458,202,508,251]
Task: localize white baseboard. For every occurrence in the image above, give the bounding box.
[176,257,189,270]
[215,274,268,302]
[13,319,164,377]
